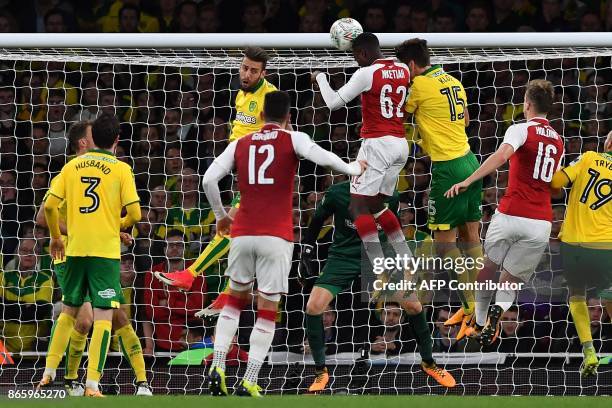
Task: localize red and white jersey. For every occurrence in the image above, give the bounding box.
[232,124,298,241]
[498,117,564,221]
[316,58,410,139]
[202,123,362,242]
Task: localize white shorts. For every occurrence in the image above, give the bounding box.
[484,211,551,282]
[350,136,409,196]
[225,235,294,295]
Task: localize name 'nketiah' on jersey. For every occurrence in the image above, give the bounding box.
[558,150,612,245]
[47,149,140,259]
[230,78,277,142]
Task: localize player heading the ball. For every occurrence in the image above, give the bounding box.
[202,90,365,397]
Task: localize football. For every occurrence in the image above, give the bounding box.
[330,18,364,51]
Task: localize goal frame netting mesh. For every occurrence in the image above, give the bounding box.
[0,33,611,396]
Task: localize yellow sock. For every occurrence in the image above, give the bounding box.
[64,329,88,380]
[86,320,112,384]
[444,247,474,315]
[46,313,76,370]
[187,233,231,277]
[116,324,147,383]
[462,245,483,314]
[569,297,593,345]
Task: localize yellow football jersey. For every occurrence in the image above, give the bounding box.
[559,151,612,245]
[43,177,68,265]
[404,65,470,162]
[230,78,277,142]
[48,149,140,259]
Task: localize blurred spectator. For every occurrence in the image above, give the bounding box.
[162,108,181,143]
[0,9,19,32]
[410,5,430,32]
[150,184,170,223]
[44,9,69,33]
[72,78,99,122]
[198,1,219,33]
[485,306,538,352]
[299,12,324,33]
[17,72,44,122]
[433,9,457,32]
[362,2,387,32]
[534,0,569,32]
[302,306,344,356]
[392,2,411,33]
[118,5,141,33]
[242,0,267,33]
[432,307,472,352]
[491,0,520,32]
[465,1,490,32]
[132,126,165,189]
[99,0,159,33]
[45,89,69,157]
[0,86,16,135]
[133,207,165,272]
[164,145,184,199]
[41,61,78,106]
[369,302,413,355]
[0,238,53,352]
[580,10,601,32]
[264,0,298,32]
[0,170,20,261]
[172,0,198,33]
[158,0,177,32]
[143,230,207,352]
[197,118,229,173]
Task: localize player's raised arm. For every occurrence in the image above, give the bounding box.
[313,33,382,111]
[290,131,365,176]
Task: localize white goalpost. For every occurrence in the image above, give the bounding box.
[0,33,611,396]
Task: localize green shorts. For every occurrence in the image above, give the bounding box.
[63,256,124,309]
[314,256,361,297]
[428,151,482,230]
[561,242,612,293]
[54,262,92,304]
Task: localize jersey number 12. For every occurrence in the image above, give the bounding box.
[248,145,275,185]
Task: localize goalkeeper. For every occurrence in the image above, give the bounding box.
[155,46,279,315]
[550,131,612,377]
[395,39,483,338]
[300,180,455,392]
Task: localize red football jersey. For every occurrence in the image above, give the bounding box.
[231,123,298,241]
[498,117,564,221]
[360,58,410,139]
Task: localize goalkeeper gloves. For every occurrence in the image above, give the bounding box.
[298,243,316,284]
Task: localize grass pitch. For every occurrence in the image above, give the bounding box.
[4,395,611,408]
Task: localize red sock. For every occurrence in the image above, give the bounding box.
[375,208,404,242]
[353,214,379,242]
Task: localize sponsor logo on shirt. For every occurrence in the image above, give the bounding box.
[236,111,257,125]
[249,101,257,112]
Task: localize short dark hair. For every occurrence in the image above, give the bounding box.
[352,32,380,52]
[395,38,430,67]
[119,5,140,20]
[263,91,290,123]
[92,113,120,149]
[525,79,554,114]
[67,121,91,153]
[166,228,186,241]
[243,46,270,69]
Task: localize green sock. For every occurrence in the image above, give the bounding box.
[305,314,326,368]
[408,310,433,363]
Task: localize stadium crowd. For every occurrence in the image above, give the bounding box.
[1,0,612,35]
[0,0,611,361]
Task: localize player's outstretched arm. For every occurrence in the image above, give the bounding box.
[313,69,369,111]
[202,141,236,235]
[445,143,515,198]
[291,131,365,176]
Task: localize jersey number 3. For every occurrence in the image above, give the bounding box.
[248,145,275,185]
[80,177,101,213]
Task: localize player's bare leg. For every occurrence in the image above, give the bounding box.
[304,286,335,393]
[38,304,81,388]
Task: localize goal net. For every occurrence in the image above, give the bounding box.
[0,33,611,396]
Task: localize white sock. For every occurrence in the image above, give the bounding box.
[475,289,494,327]
[211,302,242,372]
[495,288,516,312]
[43,367,56,380]
[243,314,275,384]
[85,380,98,391]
